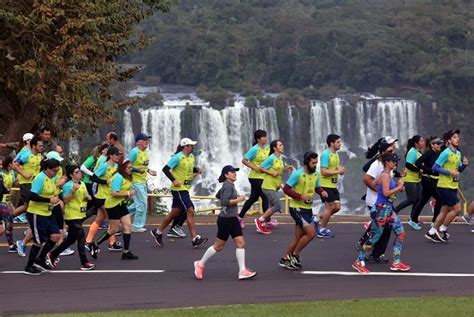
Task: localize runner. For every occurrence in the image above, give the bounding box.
[47,165,95,270]
[0,158,16,253]
[317,134,345,238]
[409,136,444,229]
[85,146,122,255]
[394,135,425,217]
[254,139,294,234]
[127,133,157,233]
[23,158,61,275]
[193,165,256,280]
[150,138,208,248]
[425,129,469,242]
[89,160,139,260]
[239,130,270,228]
[352,153,411,274]
[279,151,327,270]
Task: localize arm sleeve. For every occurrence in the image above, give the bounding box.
[435,150,449,167]
[405,162,419,172]
[432,164,450,176]
[80,164,94,177]
[219,184,233,206]
[415,152,434,175]
[30,174,45,194]
[90,174,108,184]
[111,175,123,192]
[162,165,176,182]
[15,151,29,165]
[29,192,50,203]
[243,146,257,161]
[260,155,275,170]
[320,150,330,168]
[283,184,301,200]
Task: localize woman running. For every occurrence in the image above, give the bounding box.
[394,135,425,216]
[89,160,138,260]
[194,165,256,280]
[239,130,270,228]
[353,153,411,274]
[47,165,95,270]
[254,139,294,234]
[409,136,444,229]
[1,156,17,253]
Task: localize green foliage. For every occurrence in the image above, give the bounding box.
[0,0,175,141]
[196,85,233,109]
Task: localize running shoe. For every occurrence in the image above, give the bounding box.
[194,260,204,280]
[192,235,208,248]
[424,232,443,243]
[131,227,146,233]
[60,247,75,256]
[439,231,449,242]
[238,217,246,229]
[366,254,389,264]
[45,253,58,269]
[24,265,44,276]
[122,251,139,260]
[255,218,271,234]
[33,259,52,272]
[278,258,296,270]
[8,244,17,253]
[265,218,280,229]
[461,214,472,225]
[150,229,163,247]
[390,261,411,272]
[89,243,100,259]
[85,242,92,251]
[108,241,123,251]
[407,220,422,231]
[166,226,182,238]
[352,260,369,274]
[175,225,187,238]
[238,268,257,280]
[288,253,302,269]
[317,228,335,238]
[16,240,26,257]
[80,262,96,271]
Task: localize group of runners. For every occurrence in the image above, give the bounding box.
[0,127,471,278]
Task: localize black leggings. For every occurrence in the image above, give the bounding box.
[394,182,422,214]
[411,176,442,223]
[51,219,89,265]
[239,178,269,218]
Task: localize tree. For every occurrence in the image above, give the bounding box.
[0,0,175,142]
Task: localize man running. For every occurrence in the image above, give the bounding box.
[317,134,345,238]
[150,138,208,248]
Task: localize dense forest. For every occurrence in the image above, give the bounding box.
[124,0,473,197]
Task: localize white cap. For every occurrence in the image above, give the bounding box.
[22,133,34,142]
[180,138,197,147]
[384,136,398,144]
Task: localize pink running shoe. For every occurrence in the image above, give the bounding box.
[238,267,257,280]
[363,221,371,230]
[265,218,280,229]
[239,217,245,229]
[390,261,411,272]
[194,260,204,280]
[255,218,272,234]
[352,260,370,274]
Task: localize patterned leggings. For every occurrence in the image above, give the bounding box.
[0,202,14,245]
[358,204,405,263]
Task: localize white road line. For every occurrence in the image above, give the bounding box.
[301,271,474,277]
[0,269,165,274]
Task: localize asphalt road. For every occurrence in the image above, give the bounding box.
[0,217,473,315]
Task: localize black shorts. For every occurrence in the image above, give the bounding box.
[94,198,106,209]
[171,191,194,211]
[216,217,242,241]
[289,207,314,228]
[27,212,60,244]
[438,188,459,207]
[321,187,340,203]
[18,183,32,206]
[106,203,129,220]
[51,204,64,229]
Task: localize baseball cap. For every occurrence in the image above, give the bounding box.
[22,133,34,142]
[180,138,197,147]
[430,137,444,145]
[218,165,239,182]
[135,133,151,142]
[45,151,64,162]
[443,129,460,141]
[382,153,401,162]
[383,136,398,144]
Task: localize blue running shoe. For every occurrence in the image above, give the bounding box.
[407,220,422,231]
[16,240,26,257]
[317,228,335,238]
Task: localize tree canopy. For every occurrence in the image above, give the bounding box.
[0,0,175,141]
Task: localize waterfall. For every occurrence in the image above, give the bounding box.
[122,108,135,152]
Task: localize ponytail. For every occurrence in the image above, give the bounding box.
[269,139,281,156]
[406,135,421,158]
[365,138,383,159]
[175,144,184,154]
